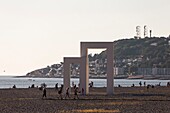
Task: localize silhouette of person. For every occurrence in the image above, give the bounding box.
[139,81,142,87]
[89,81,94,87]
[147,84,151,90]
[42,87,47,99]
[74,87,79,99]
[131,84,135,87]
[55,83,58,90]
[13,85,16,88]
[73,84,76,90]
[144,82,146,87]
[91,81,93,87]
[118,84,121,87]
[58,84,64,99]
[82,88,84,95]
[65,87,70,99]
[158,82,161,86]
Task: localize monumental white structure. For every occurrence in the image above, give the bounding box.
[63,57,81,94]
[63,42,114,95]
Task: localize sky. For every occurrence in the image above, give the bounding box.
[0,0,170,75]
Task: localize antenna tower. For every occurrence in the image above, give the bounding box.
[144,25,148,38]
[149,30,152,38]
[136,26,141,39]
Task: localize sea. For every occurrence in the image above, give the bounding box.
[0,76,170,89]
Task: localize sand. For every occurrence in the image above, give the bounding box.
[0,86,170,113]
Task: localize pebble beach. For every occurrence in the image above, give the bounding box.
[0,86,170,113]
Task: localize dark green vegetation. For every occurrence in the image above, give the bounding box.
[115,37,170,68]
[90,37,170,68]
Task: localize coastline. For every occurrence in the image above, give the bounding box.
[14,75,170,80]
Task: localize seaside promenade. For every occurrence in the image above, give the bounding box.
[0,86,170,113]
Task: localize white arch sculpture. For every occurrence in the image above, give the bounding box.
[80,42,114,95]
[63,42,114,95]
[63,57,81,94]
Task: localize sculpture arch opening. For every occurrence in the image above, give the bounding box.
[63,57,81,94]
[63,42,114,95]
[80,42,114,95]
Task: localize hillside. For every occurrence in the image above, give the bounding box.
[26,37,170,77]
[112,37,170,68]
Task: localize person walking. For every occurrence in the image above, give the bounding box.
[55,83,58,90]
[139,81,142,87]
[65,87,70,99]
[144,82,146,87]
[58,84,64,99]
[81,88,84,96]
[42,87,47,99]
[74,87,79,99]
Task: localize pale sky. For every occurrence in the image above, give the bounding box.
[0,0,170,75]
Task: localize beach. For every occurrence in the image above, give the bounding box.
[0,86,170,113]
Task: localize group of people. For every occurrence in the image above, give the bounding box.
[130,81,164,89]
[89,81,94,87]
[42,83,80,99]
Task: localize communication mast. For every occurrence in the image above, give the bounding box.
[144,25,148,38]
[149,30,152,38]
[136,26,141,39]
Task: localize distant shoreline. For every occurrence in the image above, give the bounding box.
[14,75,170,80]
[15,75,127,79]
